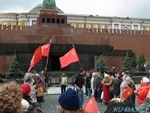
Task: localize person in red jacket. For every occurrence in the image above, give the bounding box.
[135,77,150,105]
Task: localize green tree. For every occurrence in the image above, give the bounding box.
[121,52,132,73]
[131,53,137,68]
[95,55,107,73]
[145,61,150,74]
[138,53,146,71]
[138,53,146,66]
[6,54,24,79]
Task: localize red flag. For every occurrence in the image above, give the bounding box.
[59,48,79,68]
[83,97,99,113]
[28,46,42,72]
[122,86,133,99]
[41,43,50,57]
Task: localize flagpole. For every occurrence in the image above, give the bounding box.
[45,39,52,71]
[72,44,83,69]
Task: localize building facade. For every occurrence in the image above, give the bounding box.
[0,0,150,75]
[1,2,150,31]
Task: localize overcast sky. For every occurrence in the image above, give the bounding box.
[0,0,150,18]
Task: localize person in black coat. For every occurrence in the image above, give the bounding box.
[96,72,103,102]
[85,72,91,98]
[113,72,123,98]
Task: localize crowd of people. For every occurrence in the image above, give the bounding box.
[64,67,150,113]
[0,67,150,113]
[82,67,150,113]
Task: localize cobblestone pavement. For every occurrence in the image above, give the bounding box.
[41,84,140,113]
[41,94,107,113]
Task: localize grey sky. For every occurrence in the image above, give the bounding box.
[0,0,150,18]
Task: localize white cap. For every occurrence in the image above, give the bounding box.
[21,99,30,112]
[92,72,97,76]
[35,73,40,77]
[104,73,109,77]
[142,77,150,83]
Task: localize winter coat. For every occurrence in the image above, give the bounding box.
[86,76,91,88]
[137,83,150,105]
[93,77,97,89]
[103,75,114,91]
[128,82,136,105]
[95,76,103,90]
[113,77,123,96]
[120,80,128,98]
[23,96,41,107]
[91,77,95,96]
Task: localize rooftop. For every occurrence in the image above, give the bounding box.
[29,3,64,14]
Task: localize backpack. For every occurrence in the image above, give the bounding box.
[37,87,44,97]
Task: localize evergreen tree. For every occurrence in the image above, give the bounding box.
[138,53,146,66]
[145,61,150,74]
[121,52,132,73]
[6,54,24,79]
[138,53,146,71]
[95,55,107,73]
[131,53,137,68]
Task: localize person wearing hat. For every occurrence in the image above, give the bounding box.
[20,83,41,107]
[22,99,30,113]
[58,88,88,113]
[24,73,37,103]
[21,99,43,113]
[135,77,150,105]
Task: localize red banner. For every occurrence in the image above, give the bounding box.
[59,48,79,68]
[41,43,50,57]
[28,46,42,72]
[83,97,99,113]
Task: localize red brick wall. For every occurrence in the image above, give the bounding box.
[0,56,13,75]
[0,25,150,73]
